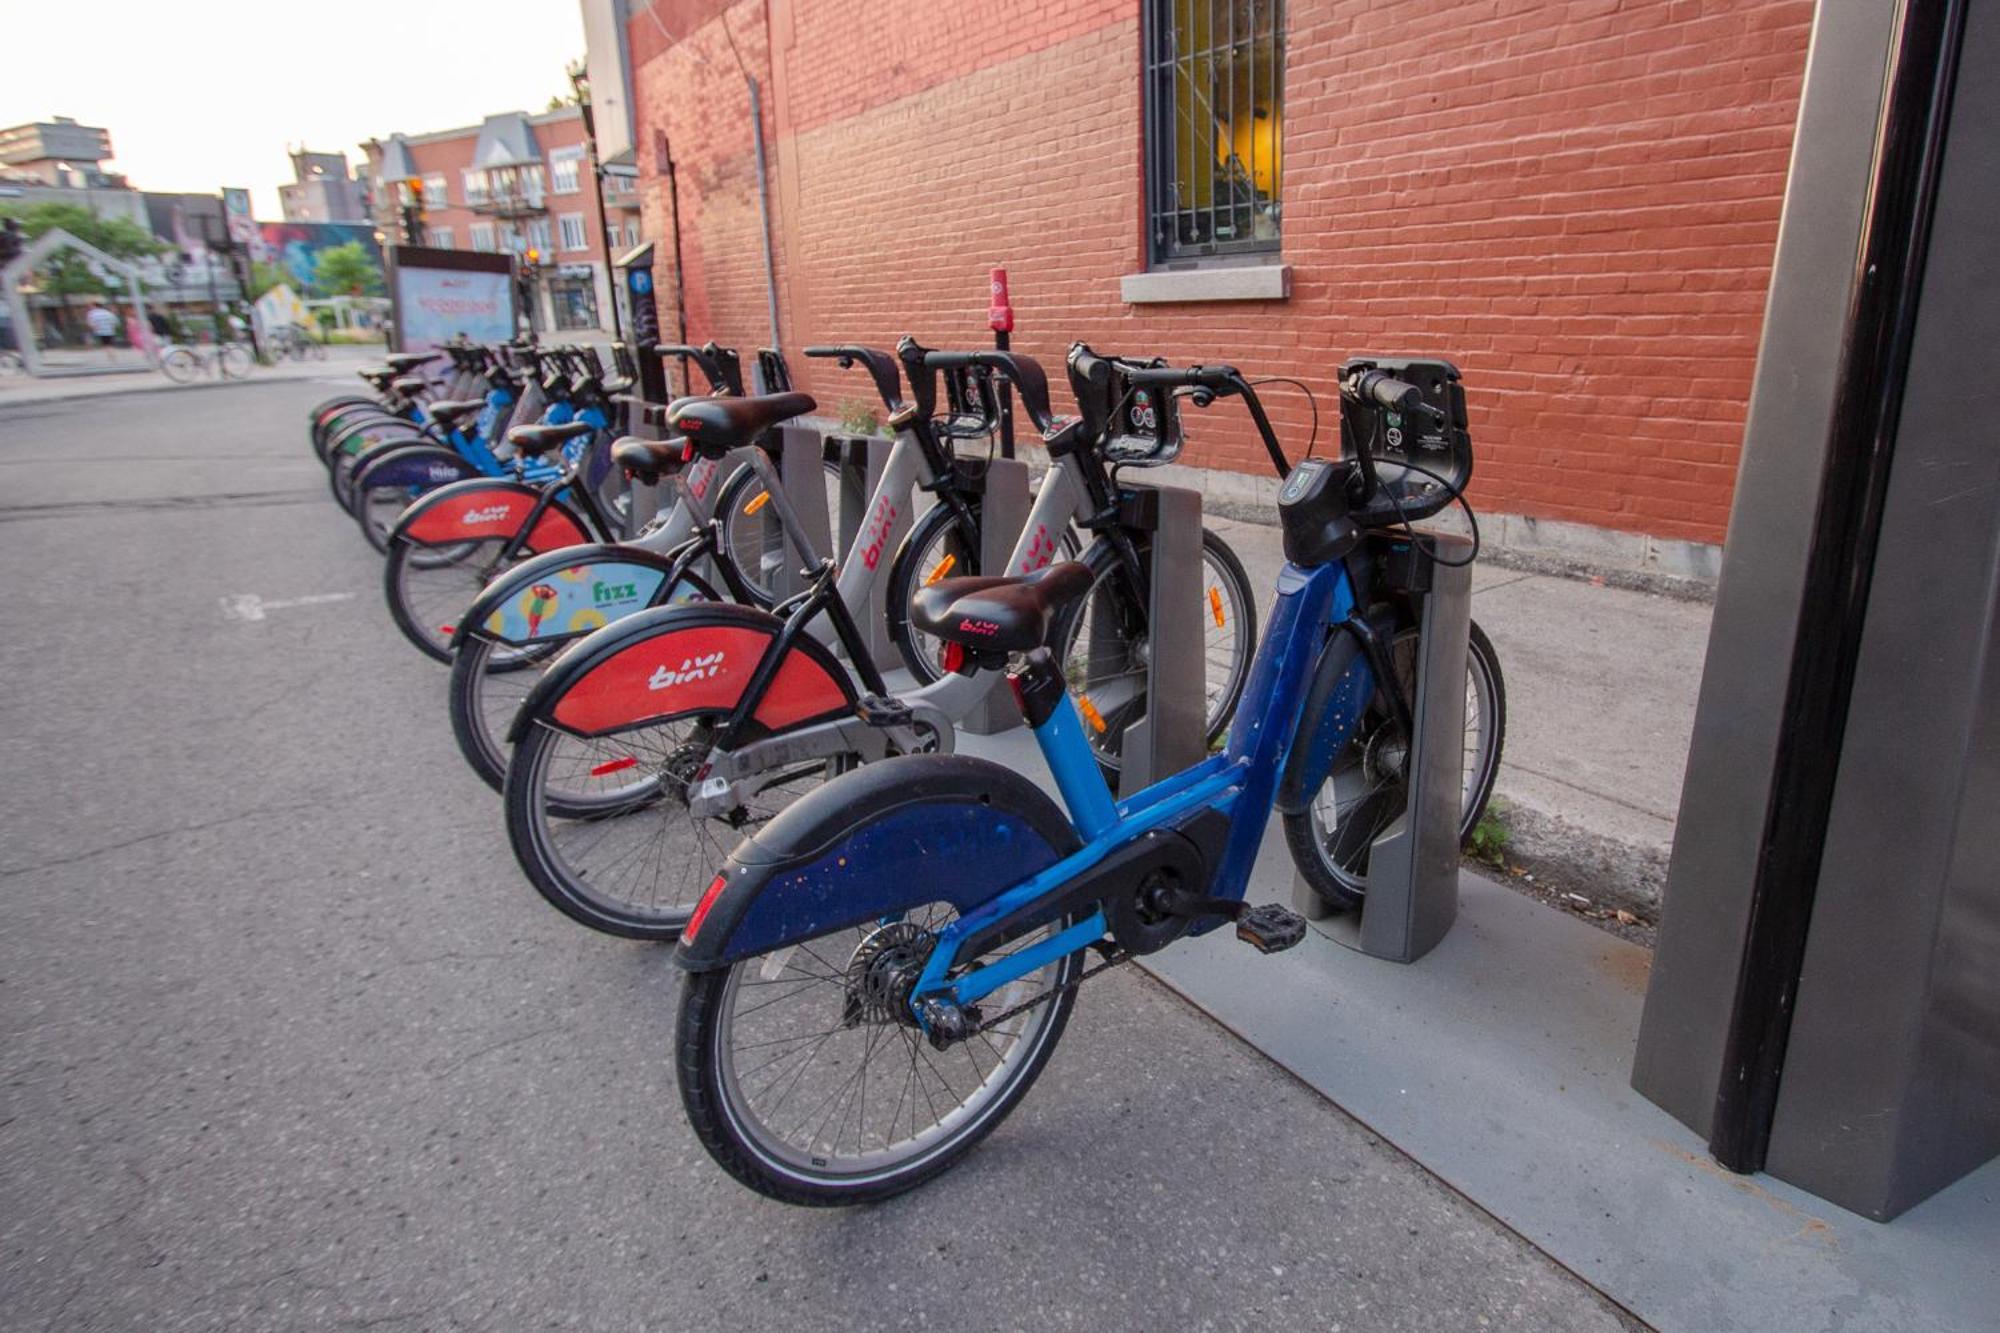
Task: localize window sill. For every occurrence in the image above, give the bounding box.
[1120,264,1291,304]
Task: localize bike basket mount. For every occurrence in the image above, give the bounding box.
[1065,344,1185,468]
[1338,356,1471,524]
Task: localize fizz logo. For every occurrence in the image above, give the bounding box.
[461,503,515,524]
[1023,524,1055,571]
[858,498,900,571]
[648,651,724,691]
[956,618,1001,637]
[593,580,639,606]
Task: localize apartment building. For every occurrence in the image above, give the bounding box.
[362,107,643,334]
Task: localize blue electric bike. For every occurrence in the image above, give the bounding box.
[668,351,1505,1204]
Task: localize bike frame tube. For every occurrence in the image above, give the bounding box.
[913,560,1354,1011]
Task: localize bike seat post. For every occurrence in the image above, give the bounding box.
[1011,649,1118,839]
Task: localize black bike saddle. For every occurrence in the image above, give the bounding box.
[667,391,815,457]
[911,563,1093,654]
[506,420,594,458]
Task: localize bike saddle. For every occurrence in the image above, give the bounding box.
[425,399,488,427]
[611,435,688,485]
[506,420,595,458]
[385,352,433,373]
[910,563,1093,654]
[667,391,816,457]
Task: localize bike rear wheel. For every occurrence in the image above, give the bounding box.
[887,502,1081,683]
[504,713,846,938]
[678,906,1082,1205]
[447,570,719,794]
[1284,620,1507,909]
[219,343,253,378]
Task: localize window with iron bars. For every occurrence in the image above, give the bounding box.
[1143,0,1285,264]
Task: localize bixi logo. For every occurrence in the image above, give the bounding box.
[461,504,515,524]
[956,617,1001,637]
[858,498,901,571]
[648,651,725,691]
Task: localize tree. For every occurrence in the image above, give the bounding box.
[311,241,383,297]
[548,58,588,110]
[0,200,164,300]
[247,260,293,300]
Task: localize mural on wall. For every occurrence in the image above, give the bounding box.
[255,222,382,292]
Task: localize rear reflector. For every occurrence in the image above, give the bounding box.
[942,641,965,675]
[683,872,729,946]
[589,756,639,777]
[438,624,455,635]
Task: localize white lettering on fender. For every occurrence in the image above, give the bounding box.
[461,504,515,524]
[648,651,725,691]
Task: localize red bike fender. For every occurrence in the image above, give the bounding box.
[395,481,587,552]
[549,619,853,737]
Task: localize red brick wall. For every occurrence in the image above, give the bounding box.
[629,0,1815,545]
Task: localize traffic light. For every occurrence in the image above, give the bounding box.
[401,176,425,244]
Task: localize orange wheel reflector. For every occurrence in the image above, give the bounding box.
[1208,586,1225,628]
[589,756,639,777]
[924,553,957,585]
[1077,694,1109,734]
[743,491,771,516]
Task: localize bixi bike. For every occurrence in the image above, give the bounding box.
[668,354,1505,1204]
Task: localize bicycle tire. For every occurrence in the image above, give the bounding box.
[160,348,199,384]
[678,897,1082,1206]
[381,533,514,663]
[446,568,720,795]
[504,711,848,939]
[219,344,252,378]
[1283,620,1507,909]
[1045,528,1258,780]
[714,458,844,607]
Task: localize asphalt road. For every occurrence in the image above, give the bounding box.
[0,381,1638,1331]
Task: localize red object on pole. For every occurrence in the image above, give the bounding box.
[988,267,1014,332]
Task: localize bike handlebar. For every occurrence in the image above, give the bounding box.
[1117,363,1291,476]
[896,337,1056,433]
[803,344,905,412]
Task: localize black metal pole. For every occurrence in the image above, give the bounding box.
[573,88,625,343]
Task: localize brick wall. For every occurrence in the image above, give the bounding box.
[628,0,1815,546]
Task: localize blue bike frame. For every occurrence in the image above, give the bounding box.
[908,559,1370,1014]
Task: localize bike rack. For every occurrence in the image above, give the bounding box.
[829,432,907,673]
[1292,532,1473,963]
[764,426,836,602]
[1109,482,1207,794]
[958,456,1031,736]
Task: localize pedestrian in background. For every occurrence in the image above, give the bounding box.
[85,300,120,357]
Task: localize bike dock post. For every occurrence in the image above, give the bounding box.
[767,426,835,602]
[1110,483,1206,793]
[960,456,1032,735]
[1293,533,1473,962]
[831,432,904,672]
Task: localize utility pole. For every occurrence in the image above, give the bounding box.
[570,64,625,342]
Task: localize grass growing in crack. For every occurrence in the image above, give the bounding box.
[1466,804,1510,867]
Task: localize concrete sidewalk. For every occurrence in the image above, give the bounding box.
[1209,512,1707,927]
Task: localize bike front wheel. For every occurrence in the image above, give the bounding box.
[677,905,1082,1205]
[219,343,253,378]
[159,348,199,384]
[381,534,518,663]
[1284,620,1507,909]
[714,459,845,607]
[1047,529,1258,779]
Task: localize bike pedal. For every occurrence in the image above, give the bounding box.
[855,695,914,729]
[1235,903,1308,954]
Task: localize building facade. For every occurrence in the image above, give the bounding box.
[362,107,642,336]
[602,0,1818,561]
[278,149,368,223]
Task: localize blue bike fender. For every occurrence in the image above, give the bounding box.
[350,443,477,493]
[450,544,691,651]
[676,756,1082,972]
[1272,625,1377,816]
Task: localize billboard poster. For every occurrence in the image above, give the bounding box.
[221,187,263,260]
[388,246,515,352]
[257,221,381,293]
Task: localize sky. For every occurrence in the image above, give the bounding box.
[0,0,588,218]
